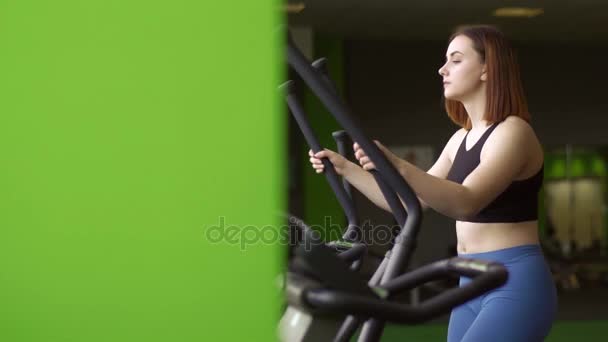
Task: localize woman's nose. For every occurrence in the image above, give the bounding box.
[438,64,447,77]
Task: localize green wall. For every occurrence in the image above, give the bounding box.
[0,1,282,341]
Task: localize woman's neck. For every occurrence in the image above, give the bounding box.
[461,88,489,130]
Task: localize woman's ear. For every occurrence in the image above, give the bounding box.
[480,65,487,81]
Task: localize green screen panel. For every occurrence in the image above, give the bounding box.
[0,1,282,341]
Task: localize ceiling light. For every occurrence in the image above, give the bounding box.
[285,3,306,14]
[493,7,544,18]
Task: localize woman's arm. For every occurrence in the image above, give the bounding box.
[391,120,532,220]
[347,129,464,212]
[312,129,465,213]
[416,129,465,209]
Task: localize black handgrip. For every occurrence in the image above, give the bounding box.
[331,130,354,199]
[311,57,339,96]
[280,81,360,241]
[311,57,330,79]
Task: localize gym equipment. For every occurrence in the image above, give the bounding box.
[278,32,508,342]
[280,216,508,341]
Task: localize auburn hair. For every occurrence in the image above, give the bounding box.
[444,25,530,130]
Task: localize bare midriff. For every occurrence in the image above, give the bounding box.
[456,220,539,254]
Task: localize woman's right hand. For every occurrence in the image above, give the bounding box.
[309,149,352,176]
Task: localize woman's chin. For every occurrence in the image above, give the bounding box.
[443,90,464,101]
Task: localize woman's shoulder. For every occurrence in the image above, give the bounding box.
[493,115,538,143]
[449,127,468,142]
[498,115,535,133]
[487,115,543,169]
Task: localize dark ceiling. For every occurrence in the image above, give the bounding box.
[287,0,608,43]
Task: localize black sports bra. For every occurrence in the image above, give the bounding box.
[445,123,543,223]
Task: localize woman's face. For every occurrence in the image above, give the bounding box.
[438,35,487,101]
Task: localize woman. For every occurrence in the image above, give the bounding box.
[309,25,557,341]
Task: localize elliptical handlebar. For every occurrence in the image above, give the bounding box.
[286,33,420,282]
[311,57,409,231]
[280,81,361,242]
[314,66,409,233]
[300,258,507,324]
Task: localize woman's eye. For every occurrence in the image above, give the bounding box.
[453,60,461,64]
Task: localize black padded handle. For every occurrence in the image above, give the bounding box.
[331,130,355,199]
[280,81,360,241]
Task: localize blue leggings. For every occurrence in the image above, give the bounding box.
[447,244,557,342]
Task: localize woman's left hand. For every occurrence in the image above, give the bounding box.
[353,140,401,171]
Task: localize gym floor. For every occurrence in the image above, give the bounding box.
[381,320,608,342]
